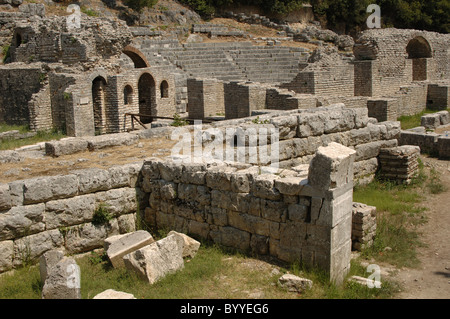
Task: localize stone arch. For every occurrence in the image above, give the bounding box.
[138,72,156,124]
[122,45,150,69]
[407,36,432,81]
[160,80,169,98]
[92,76,107,134]
[407,36,432,59]
[123,84,133,105]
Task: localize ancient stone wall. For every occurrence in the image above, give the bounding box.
[141,142,356,284]
[0,64,43,125]
[0,163,142,273]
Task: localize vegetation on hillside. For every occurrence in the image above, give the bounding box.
[177,0,449,34]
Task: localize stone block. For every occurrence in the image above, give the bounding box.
[274,177,306,196]
[39,250,64,283]
[44,194,97,230]
[42,257,81,299]
[278,274,313,293]
[86,133,139,151]
[437,111,450,125]
[0,183,11,211]
[252,174,282,200]
[105,230,155,268]
[209,226,250,252]
[45,138,88,157]
[0,203,46,241]
[123,234,185,284]
[0,240,14,273]
[23,175,78,204]
[438,136,450,159]
[308,143,356,190]
[421,113,441,129]
[64,220,119,254]
[93,289,136,299]
[71,168,111,195]
[168,230,201,258]
[13,230,64,267]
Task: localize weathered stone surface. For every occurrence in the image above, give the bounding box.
[45,138,88,157]
[0,203,45,240]
[86,133,139,151]
[168,230,201,258]
[64,220,119,254]
[45,194,96,230]
[39,250,64,283]
[105,230,155,268]
[0,240,14,272]
[437,111,450,125]
[421,113,441,129]
[123,234,185,284]
[0,183,11,211]
[93,289,136,299]
[23,175,78,204]
[13,229,64,267]
[42,257,81,299]
[278,274,313,293]
[308,142,356,190]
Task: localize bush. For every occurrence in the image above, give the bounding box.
[125,0,159,13]
[92,203,113,226]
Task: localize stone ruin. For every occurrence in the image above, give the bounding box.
[0,6,449,286]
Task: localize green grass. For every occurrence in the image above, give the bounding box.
[398,108,450,130]
[0,128,66,151]
[353,165,432,268]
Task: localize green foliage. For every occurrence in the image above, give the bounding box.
[2,44,10,63]
[81,7,99,17]
[311,0,449,34]
[125,0,159,13]
[171,113,189,127]
[92,203,113,226]
[251,116,270,124]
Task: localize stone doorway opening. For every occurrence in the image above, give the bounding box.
[407,36,432,81]
[138,73,156,124]
[92,76,108,135]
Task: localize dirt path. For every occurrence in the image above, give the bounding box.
[391,156,450,299]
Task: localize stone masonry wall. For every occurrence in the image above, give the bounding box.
[0,163,142,273]
[141,142,356,284]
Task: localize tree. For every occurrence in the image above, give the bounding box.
[125,0,158,14]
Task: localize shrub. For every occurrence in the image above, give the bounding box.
[92,203,113,226]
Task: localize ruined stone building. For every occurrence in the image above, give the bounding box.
[0,8,449,137]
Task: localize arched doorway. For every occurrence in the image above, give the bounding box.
[123,85,133,105]
[406,37,432,81]
[92,76,107,135]
[138,73,156,124]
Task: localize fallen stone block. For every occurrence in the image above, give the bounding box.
[168,230,201,258]
[41,257,81,299]
[105,230,155,268]
[123,234,185,284]
[438,136,450,159]
[39,250,64,283]
[278,274,313,293]
[437,111,450,125]
[86,133,139,151]
[349,275,381,288]
[93,289,136,299]
[45,138,88,157]
[421,113,441,130]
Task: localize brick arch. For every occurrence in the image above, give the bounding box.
[406,36,432,59]
[122,45,150,69]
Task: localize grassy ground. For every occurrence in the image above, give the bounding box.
[0,124,66,151]
[397,108,450,130]
[0,156,442,299]
[353,158,446,269]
